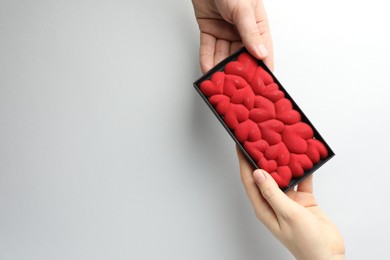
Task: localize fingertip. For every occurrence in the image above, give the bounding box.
[253,169,266,185]
[263,57,274,72]
[244,43,271,68]
[199,33,216,74]
[199,53,213,74]
[244,43,265,61]
[257,44,269,58]
[200,63,212,74]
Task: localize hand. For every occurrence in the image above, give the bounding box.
[237,147,345,260]
[192,0,273,73]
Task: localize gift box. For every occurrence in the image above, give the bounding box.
[193,47,334,192]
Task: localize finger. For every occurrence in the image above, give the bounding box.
[287,191,317,208]
[236,146,280,232]
[200,33,216,73]
[253,169,296,220]
[232,5,269,60]
[254,2,274,70]
[297,174,314,194]
[286,188,295,198]
[260,37,274,71]
[230,41,244,55]
[214,39,230,65]
[262,56,274,72]
[197,19,241,42]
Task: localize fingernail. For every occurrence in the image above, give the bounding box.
[257,44,269,58]
[253,169,266,184]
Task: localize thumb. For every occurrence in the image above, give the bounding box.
[253,169,295,218]
[232,5,269,59]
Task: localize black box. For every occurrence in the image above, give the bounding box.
[193,47,334,192]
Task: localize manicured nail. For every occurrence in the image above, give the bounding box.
[257,44,269,58]
[254,169,266,184]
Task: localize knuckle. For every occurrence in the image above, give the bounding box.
[246,28,260,38]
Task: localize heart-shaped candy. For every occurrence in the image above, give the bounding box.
[261,83,285,102]
[264,142,290,166]
[230,87,255,110]
[250,66,274,90]
[224,53,257,82]
[250,67,266,96]
[282,122,314,154]
[200,72,225,97]
[258,157,278,173]
[306,139,328,163]
[257,66,274,85]
[258,119,284,145]
[275,98,301,125]
[235,120,261,142]
[209,94,230,115]
[289,154,313,177]
[223,74,249,97]
[224,104,249,129]
[270,166,292,188]
[244,139,269,161]
[248,96,275,123]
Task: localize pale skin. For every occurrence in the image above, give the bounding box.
[192,0,345,259]
[191,0,274,72]
[238,148,345,260]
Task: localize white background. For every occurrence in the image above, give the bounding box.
[1,0,389,259]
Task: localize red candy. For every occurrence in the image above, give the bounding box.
[275,98,301,124]
[225,53,257,82]
[282,122,313,154]
[259,119,284,145]
[199,53,328,188]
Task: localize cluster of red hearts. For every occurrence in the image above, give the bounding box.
[199,53,328,188]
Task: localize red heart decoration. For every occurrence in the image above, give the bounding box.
[235,120,261,142]
[289,154,313,177]
[209,94,231,115]
[224,104,249,129]
[223,74,249,97]
[275,98,301,125]
[258,119,284,145]
[225,53,257,82]
[258,157,277,173]
[248,96,275,123]
[282,122,313,154]
[200,72,225,97]
[264,142,290,166]
[306,139,328,163]
[250,67,266,96]
[244,140,269,161]
[261,83,285,102]
[270,166,292,188]
[230,87,255,110]
[257,66,274,85]
[250,66,274,90]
